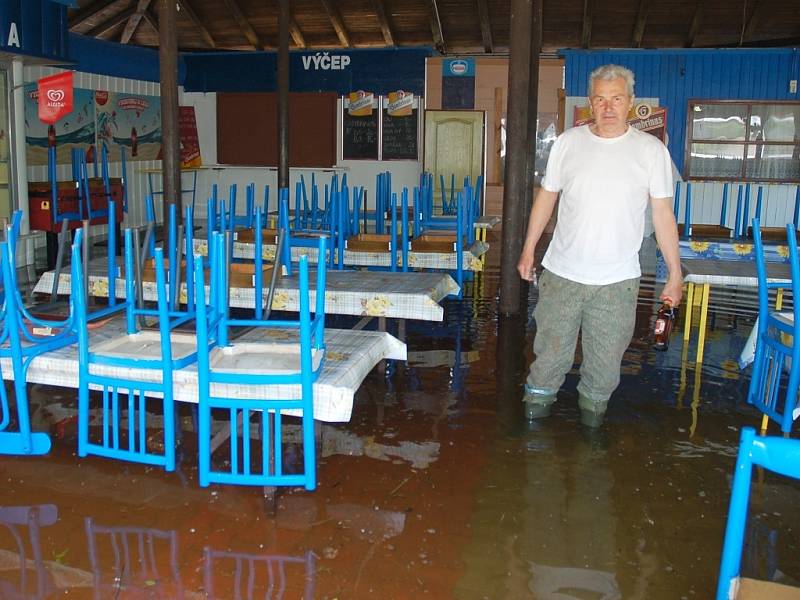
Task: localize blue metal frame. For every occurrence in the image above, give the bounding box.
[0,213,77,455]
[746,219,800,433]
[74,221,213,471]
[717,427,800,599]
[194,233,327,489]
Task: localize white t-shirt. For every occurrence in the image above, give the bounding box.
[541,125,673,285]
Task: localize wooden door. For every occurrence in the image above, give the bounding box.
[424,110,484,213]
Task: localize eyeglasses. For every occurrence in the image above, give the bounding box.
[590,95,630,107]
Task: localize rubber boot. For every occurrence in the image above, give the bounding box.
[578,394,607,428]
[523,393,555,421]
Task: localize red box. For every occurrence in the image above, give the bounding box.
[28,178,124,233]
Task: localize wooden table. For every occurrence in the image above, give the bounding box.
[34,262,459,323]
[681,258,792,364]
[0,316,406,423]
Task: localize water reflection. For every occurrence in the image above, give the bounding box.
[0,504,60,599]
[84,518,183,598]
[204,548,316,600]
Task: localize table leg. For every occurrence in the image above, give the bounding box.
[683,283,695,343]
[760,414,770,434]
[695,283,710,364]
[377,317,387,376]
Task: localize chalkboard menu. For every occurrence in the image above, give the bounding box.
[343,109,379,160]
[382,107,418,160]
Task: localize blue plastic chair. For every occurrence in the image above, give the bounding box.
[716,427,800,599]
[73,226,215,471]
[194,233,327,489]
[0,215,77,456]
[746,219,800,434]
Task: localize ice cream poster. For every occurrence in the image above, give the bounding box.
[24,84,96,167]
[96,91,162,162]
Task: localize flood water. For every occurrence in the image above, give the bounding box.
[2,233,800,599]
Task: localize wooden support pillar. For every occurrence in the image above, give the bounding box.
[498,0,533,316]
[159,0,181,230]
[277,0,290,190]
[524,0,542,197]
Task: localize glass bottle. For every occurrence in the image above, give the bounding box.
[652,302,675,351]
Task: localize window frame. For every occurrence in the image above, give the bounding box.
[684,98,800,183]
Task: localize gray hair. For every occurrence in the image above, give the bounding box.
[589,64,635,96]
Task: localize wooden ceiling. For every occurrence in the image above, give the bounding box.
[68,0,800,55]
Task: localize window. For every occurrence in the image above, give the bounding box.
[685,100,800,182]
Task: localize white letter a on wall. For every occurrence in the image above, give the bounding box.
[7,23,19,48]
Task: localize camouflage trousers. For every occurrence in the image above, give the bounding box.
[524,270,640,413]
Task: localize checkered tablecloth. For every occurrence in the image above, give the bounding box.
[682,259,792,287]
[199,238,487,271]
[34,267,457,322]
[0,317,406,423]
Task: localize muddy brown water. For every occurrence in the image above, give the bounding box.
[2,239,800,599]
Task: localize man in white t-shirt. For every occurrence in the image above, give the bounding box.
[516,64,682,428]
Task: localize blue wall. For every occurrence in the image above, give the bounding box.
[182,48,431,94]
[0,0,69,61]
[562,48,800,174]
[69,33,184,83]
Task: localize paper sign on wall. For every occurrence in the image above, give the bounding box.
[573,102,668,142]
[387,91,413,117]
[348,91,374,116]
[178,106,202,168]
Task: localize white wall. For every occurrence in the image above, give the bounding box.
[677,181,800,230]
[181,91,422,219]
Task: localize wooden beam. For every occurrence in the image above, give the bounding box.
[289,18,306,48]
[742,0,765,43]
[372,0,395,46]
[476,0,494,53]
[177,0,216,48]
[581,0,593,48]
[87,5,136,38]
[142,7,159,34]
[425,0,445,52]
[221,0,261,50]
[684,0,706,47]
[120,0,153,44]
[69,0,123,29]
[631,0,649,47]
[319,0,351,48]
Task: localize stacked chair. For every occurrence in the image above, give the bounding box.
[0,213,77,456]
[72,212,212,471]
[194,232,327,489]
[716,427,800,599]
[746,219,800,434]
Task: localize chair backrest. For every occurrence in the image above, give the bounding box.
[752,218,800,329]
[196,232,326,366]
[0,215,77,456]
[749,220,800,433]
[717,426,800,599]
